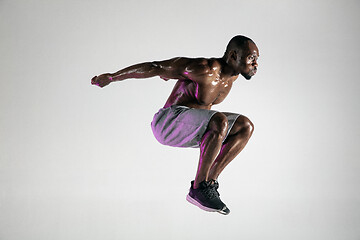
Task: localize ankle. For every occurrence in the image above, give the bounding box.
[193,181,202,189]
[193,179,208,189]
[209,179,218,184]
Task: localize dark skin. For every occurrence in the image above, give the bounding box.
[92,40,259,188]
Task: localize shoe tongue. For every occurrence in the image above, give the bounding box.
[199,180,210,188]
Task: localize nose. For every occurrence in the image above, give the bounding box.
[253,59,258,68]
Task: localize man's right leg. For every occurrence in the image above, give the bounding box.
[186,112,231,214]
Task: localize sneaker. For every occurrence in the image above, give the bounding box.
[186,180,230,215]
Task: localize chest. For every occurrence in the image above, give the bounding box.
[195,78,233,105]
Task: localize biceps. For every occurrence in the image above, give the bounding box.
[152,58,185,79]
[153,57,209,81]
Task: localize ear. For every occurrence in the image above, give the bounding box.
[230,50,238,61]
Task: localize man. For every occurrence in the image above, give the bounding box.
[91,35,259,215]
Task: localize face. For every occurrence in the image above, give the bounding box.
[238,41,259,80]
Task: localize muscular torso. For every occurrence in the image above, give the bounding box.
[163,58,238,109]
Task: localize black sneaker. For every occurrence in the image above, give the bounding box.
[186,180,230,215]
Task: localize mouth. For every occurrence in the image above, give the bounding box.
[250,68,257,76]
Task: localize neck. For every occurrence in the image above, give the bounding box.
[219,56,238,77]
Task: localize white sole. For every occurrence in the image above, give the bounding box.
[186,194,219,212]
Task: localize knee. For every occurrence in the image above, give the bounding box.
[235,115,254,137]
[207,112,229,140]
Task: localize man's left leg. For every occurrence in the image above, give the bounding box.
[208,114,254,181]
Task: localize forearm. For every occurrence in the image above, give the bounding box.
[91,61,172,88]
[110,62,159,82]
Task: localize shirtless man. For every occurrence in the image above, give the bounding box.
[91,35,259,215]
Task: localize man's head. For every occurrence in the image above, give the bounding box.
[223,35,259,80]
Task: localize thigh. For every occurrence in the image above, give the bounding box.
[207,112,228,134]
[225,114,253,136]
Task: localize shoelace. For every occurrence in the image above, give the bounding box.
[209,180,220,196]
[201,181,219,199]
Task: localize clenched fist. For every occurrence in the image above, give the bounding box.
[91,73,113,88]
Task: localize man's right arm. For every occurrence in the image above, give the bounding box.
[91,57,210,88]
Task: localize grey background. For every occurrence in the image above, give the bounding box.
[1,0,359,239]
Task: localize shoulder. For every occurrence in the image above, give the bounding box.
[181,57,213,73]
[207,58,222,73]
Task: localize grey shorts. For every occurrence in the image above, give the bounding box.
[151,105,240,148]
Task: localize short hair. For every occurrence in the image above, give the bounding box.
[224,35,254,56]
